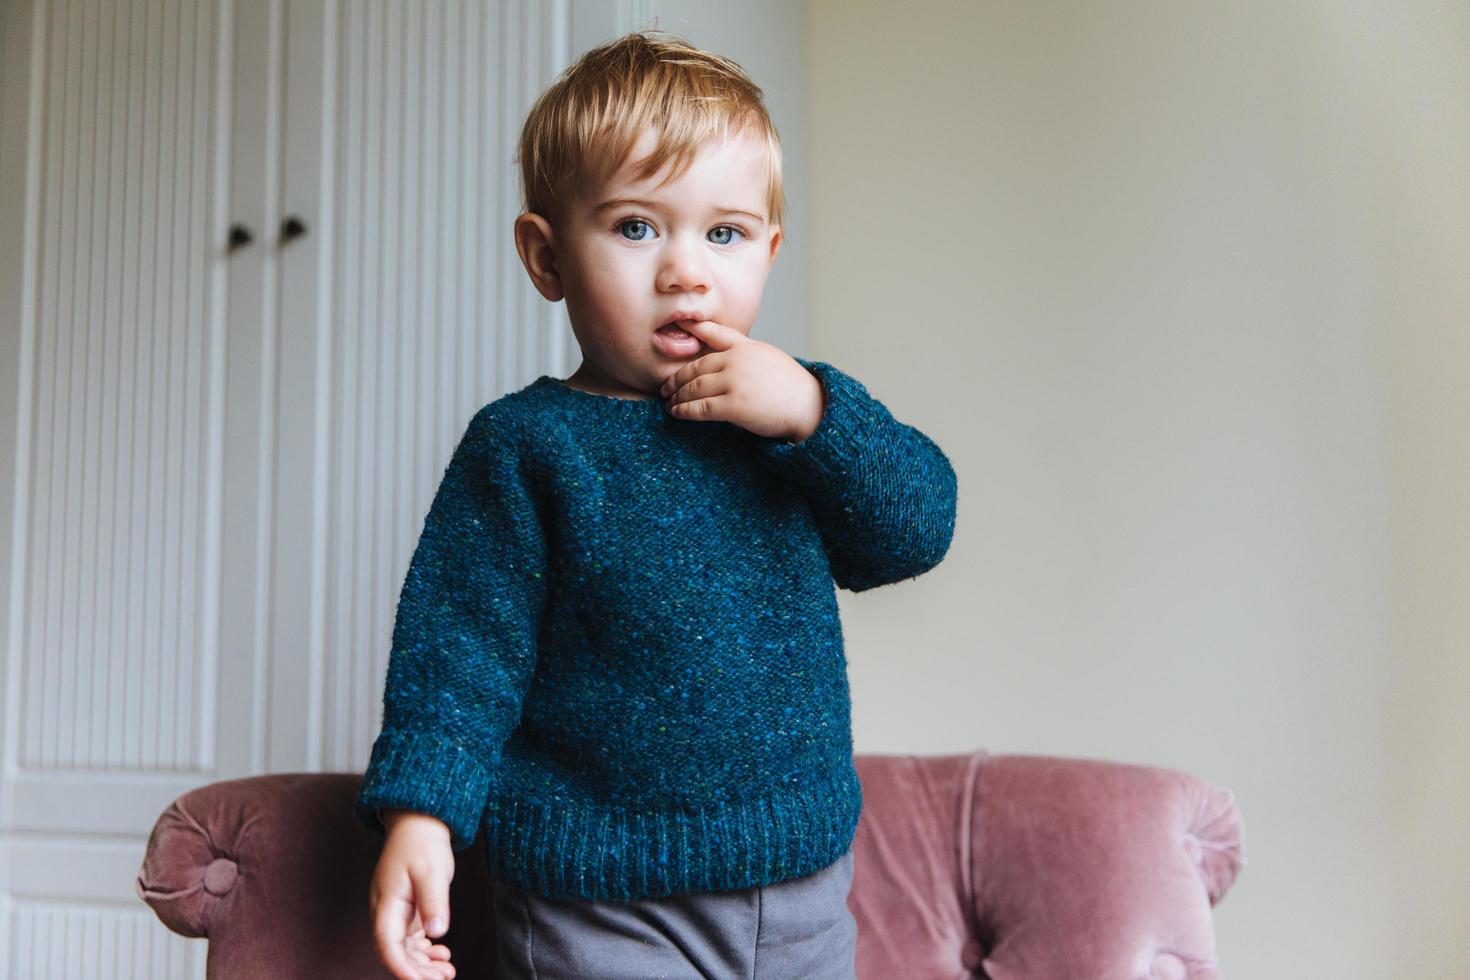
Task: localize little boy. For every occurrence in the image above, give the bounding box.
[354,30,957,980]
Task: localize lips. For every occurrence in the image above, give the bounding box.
[658,312,707,330]
[652,316,707,358]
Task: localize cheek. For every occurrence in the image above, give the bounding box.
[578,264,651,327]
[728,254,772,298]
[589,242,650,279]
[720,265,769,330]
[573,250,636,301]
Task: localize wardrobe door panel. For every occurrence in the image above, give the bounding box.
[283,0,572,783]
[0,0,275,974]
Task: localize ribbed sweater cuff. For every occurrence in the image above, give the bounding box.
[757,358,883,485]
[352,728,494,851]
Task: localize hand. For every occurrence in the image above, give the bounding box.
[657,320,825,442]
[369,812,458,980]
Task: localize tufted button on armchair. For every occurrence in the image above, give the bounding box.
[136,750,1244,979]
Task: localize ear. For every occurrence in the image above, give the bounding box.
[767,224,782,265]
[514,212,564,302]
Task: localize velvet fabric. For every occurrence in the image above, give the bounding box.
[137,750,1245,978]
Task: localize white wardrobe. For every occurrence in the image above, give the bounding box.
[0,1,808,974]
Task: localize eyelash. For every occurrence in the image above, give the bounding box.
[612,217,749,246]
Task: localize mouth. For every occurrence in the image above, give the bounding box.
[656,321,697,339]
[655,314,705,337]
[652,314,708,357]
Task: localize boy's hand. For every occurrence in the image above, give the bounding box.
[658,320,825,443]
[368,811,458,980]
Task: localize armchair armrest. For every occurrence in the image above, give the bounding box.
[134,772,496,979]
[850,751,1246,979]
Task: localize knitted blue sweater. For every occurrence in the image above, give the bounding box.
[352,357,957,901]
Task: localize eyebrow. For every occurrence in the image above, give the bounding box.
[592,197,767,224]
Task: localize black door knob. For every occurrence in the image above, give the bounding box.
[228,223,253,250]
[281,215,309,243]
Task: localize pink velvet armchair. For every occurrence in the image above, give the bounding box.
[136,750,1246,978]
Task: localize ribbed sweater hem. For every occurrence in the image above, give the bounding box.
[480,761,864,902]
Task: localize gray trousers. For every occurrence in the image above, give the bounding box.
[491,850,858,980]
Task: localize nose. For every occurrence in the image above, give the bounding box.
[655,232,711,294]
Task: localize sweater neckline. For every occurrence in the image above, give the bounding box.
[532,375,672,417]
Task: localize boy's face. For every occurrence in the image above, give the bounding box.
[515,126,782,398]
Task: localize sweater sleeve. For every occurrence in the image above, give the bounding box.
[754,358,958,593]
[352,404,549,851]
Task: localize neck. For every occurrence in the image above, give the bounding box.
[564,361,657,401]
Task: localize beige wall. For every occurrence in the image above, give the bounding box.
[807,1,1469,975]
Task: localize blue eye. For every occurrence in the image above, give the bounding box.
[613,219,748,246]
[617,219,654,242]
[709,226,745,246]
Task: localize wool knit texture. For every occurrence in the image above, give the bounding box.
[352,357,958,902]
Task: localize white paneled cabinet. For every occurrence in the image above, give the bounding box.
[0,1,805,975]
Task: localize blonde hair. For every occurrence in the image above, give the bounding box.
[516,30,786,232]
